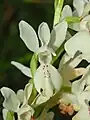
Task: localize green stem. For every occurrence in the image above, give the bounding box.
[51,42,64,64]
[53,0,64,25]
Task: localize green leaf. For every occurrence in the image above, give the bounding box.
[30,53,38,77]
[6,111,14,120]
[53,0,64,25]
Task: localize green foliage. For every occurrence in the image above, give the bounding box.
[6,111,14,120]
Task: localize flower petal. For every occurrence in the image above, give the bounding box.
[11,61,32,78]
[83,3,90,17]
[80,15,90,31]
[59,54,84,86]
[60,5,72,20]
[17,89,24,104]
[38,22,50,46]
[23,83,33,104]
[50,21,68,50]
[2,109,8,120]
[48,64,62,91]
[72,79,84,95]
[19,20,39,52]
[60,93,79,108]
[34,64,53,97]
[65,30,90,58]
[1,87,20,112]
[2,109,15,120]
[78,91,90,107]
[73,0,85,16]
[18,104,34,120]
[72,107,90,120]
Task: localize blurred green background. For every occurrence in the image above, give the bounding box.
[0,0,72,119]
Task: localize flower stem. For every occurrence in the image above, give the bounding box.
[53,0,64,25]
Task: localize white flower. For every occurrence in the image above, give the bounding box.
[65,29,90,62]
[61,0,90,32]
[59,79,90,120]
[58,53,86,86]
[71,65,90,95]
[11,20,68,104]
[19,20,67,56]
[72,0,90,31]
[1,83,34,120]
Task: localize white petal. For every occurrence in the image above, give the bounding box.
[68,55,83,68]
[19,20,39,52]
[2,109,15,120]
[23,83,33,104]
[48,64,62,91]
[2,109,8,120]
[11,61,32,78]
[50,21,68,50]
[80,15,90,31]
[73,0,85,16]
[34,64,53,97]
[61,5,72,20]
[78,91,90,107]
[36,94,50,105]
[72,107,90,120]
[83,3,90,17]
[38,22,50,46]
[18,104,34,120]
[60,93,79,107]
[1,87,20,112]
[17,89,24,103]
[69,22,80,31]
[82,65,90,85]
[65,30,90,58]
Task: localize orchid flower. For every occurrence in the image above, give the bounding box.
[71,65,90,95]
[58,53,86,86]
[60,0,90,32]
[11,20,68,104]
[71,0,90,31]
[1,83,34,120]
[64,1,90,57]
[59,79,90,120]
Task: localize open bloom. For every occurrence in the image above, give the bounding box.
[60,0,90,32]
[58,53,86,86]
[11,20,68,104]
[1,83,34,120]
[59,78,90,120]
